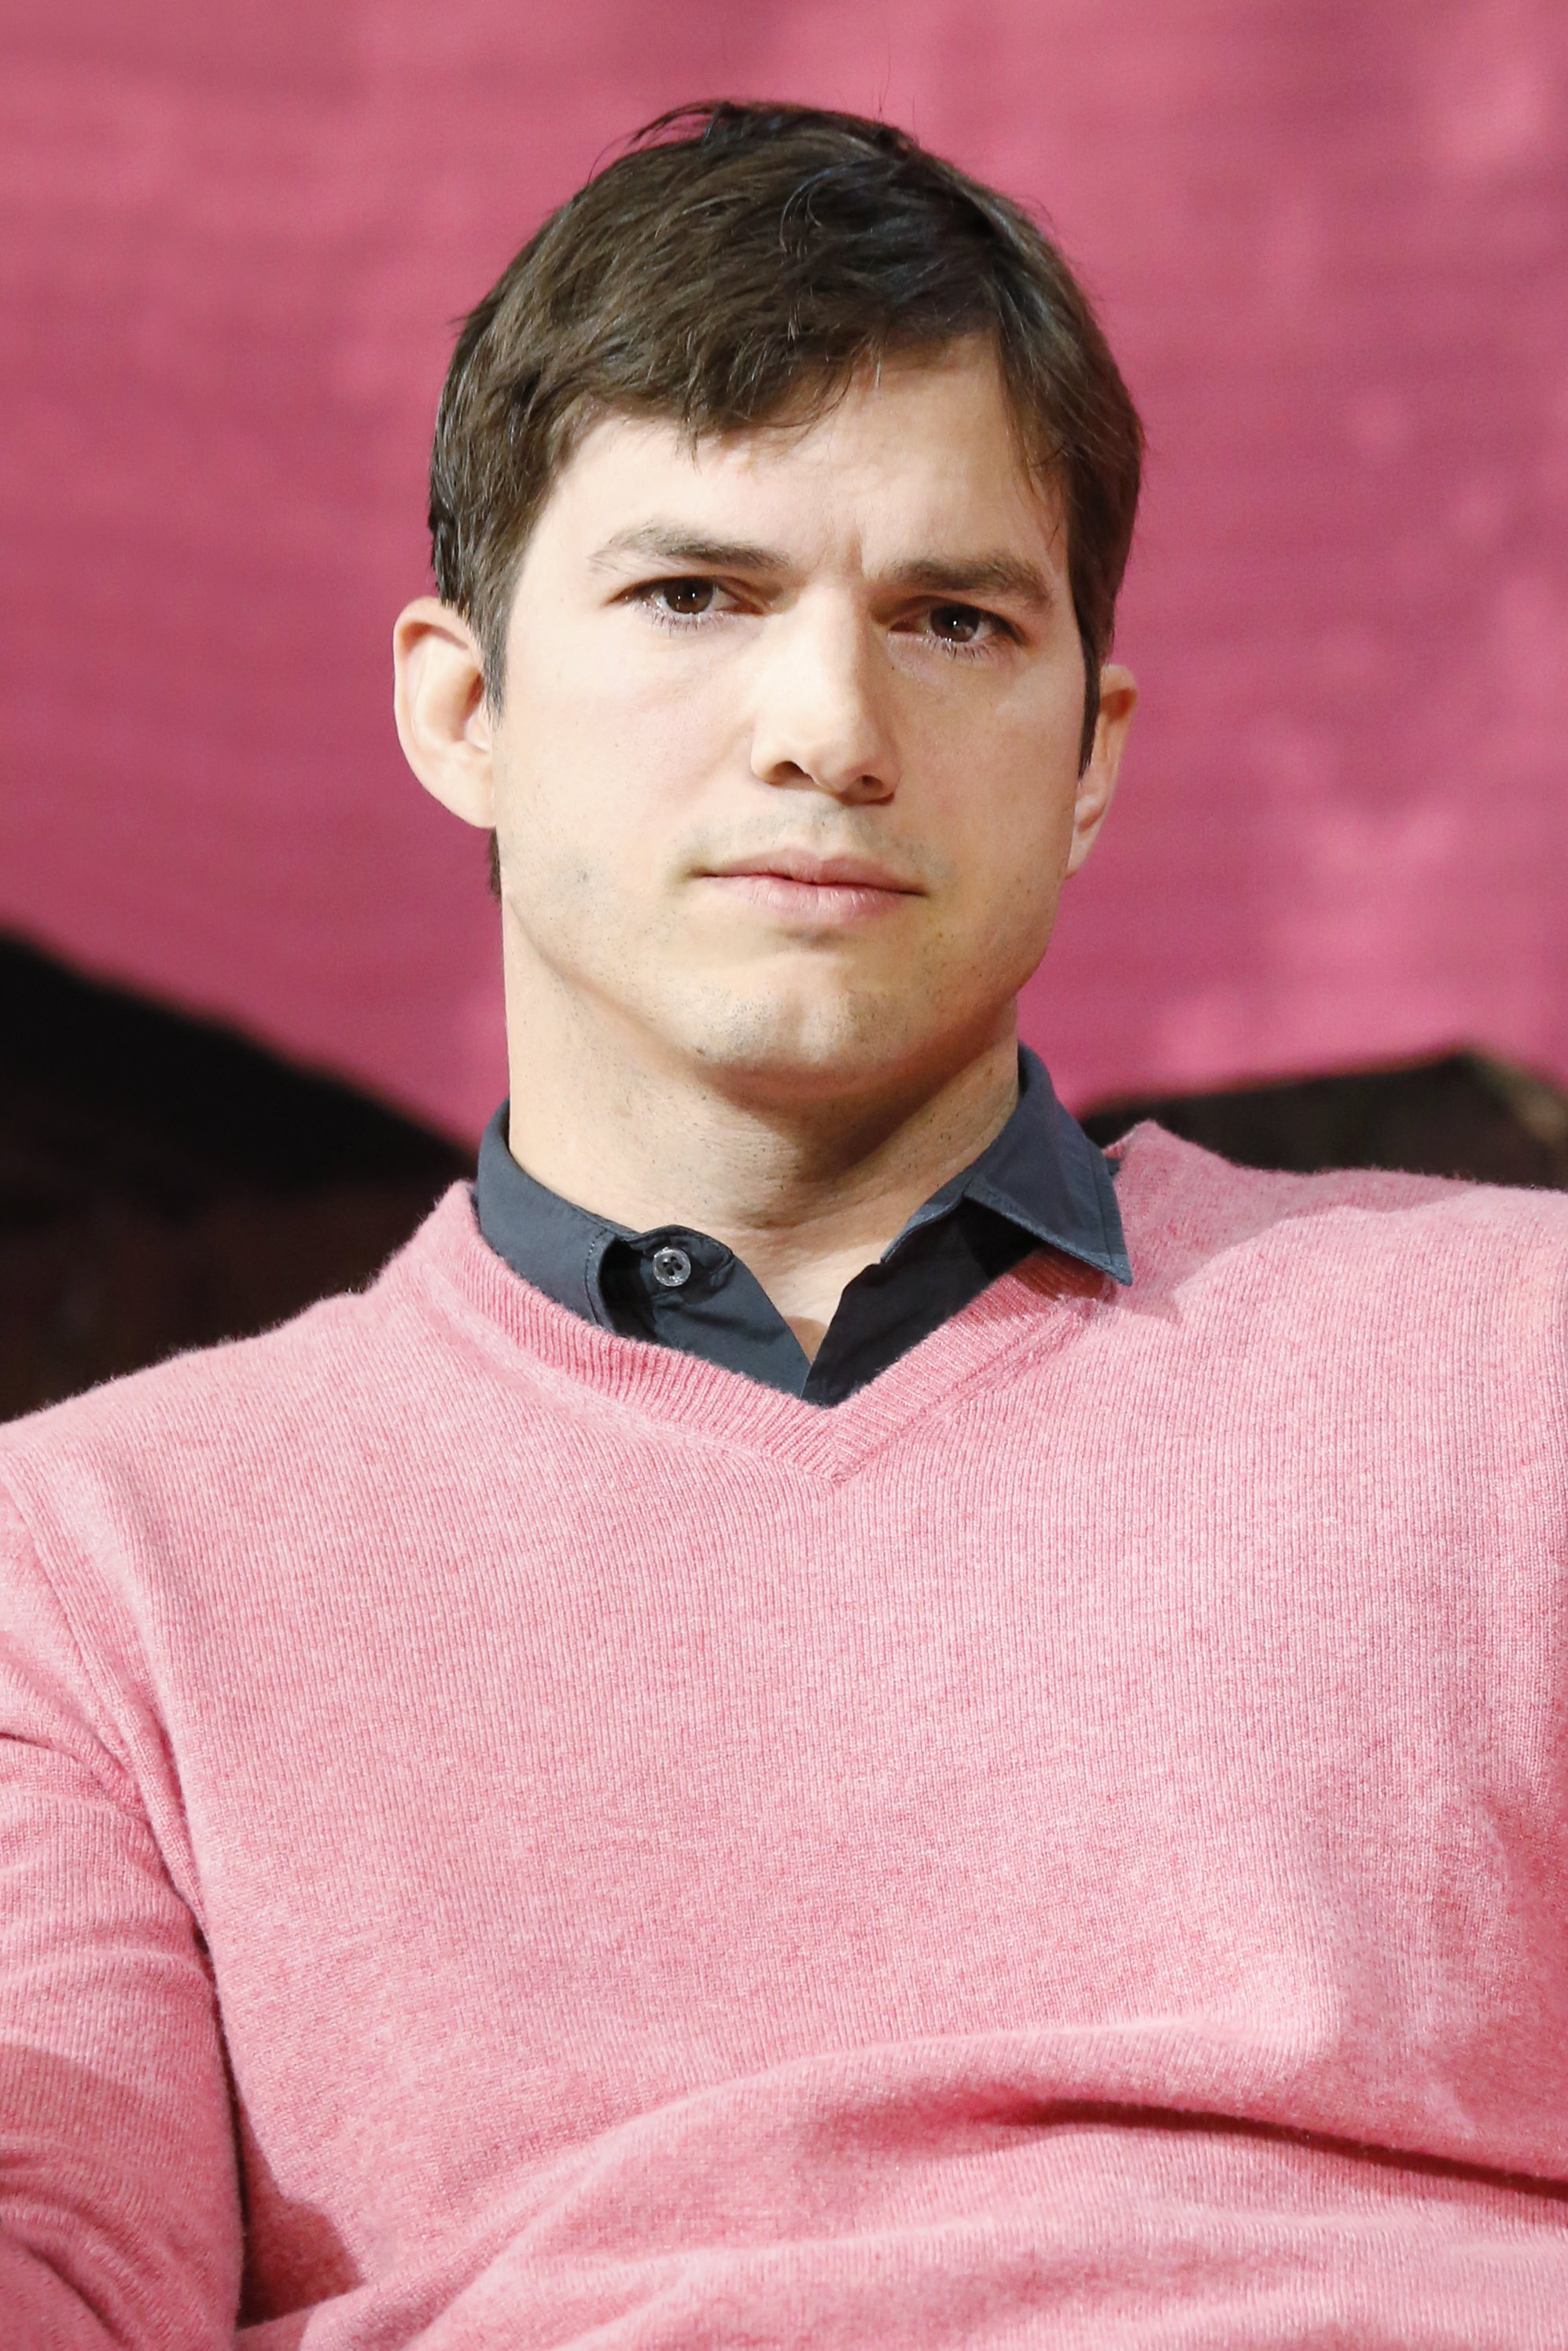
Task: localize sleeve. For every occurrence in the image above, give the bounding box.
[0,1480,242,2349]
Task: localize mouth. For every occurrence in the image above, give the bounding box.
[700,860,921,931]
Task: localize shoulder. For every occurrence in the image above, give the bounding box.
[1108,1119,1568,1298]
[0,1184,484,1547]
[0,1286,370,1543]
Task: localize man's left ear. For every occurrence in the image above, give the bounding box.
[1066,662,1137,877]
[392,597,497,829]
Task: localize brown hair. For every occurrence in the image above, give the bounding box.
[427,101,1143,896]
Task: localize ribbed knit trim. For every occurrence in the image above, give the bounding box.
[384,1126,1168,1482]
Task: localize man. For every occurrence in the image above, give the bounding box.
[2,101,1565,2349]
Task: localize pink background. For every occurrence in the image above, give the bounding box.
[4,2,1566,1143]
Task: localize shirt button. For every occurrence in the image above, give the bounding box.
[650,1245,693,1289]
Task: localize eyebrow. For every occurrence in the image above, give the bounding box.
[588,524,1056,611]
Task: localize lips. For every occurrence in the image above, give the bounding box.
[699,869,915,928]
[701,852,918,892]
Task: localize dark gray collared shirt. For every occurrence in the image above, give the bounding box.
[473,1044,1130,1407]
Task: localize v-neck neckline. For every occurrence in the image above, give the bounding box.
[405,1126,1165,1485]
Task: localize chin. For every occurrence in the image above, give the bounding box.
[676,996,950,1098]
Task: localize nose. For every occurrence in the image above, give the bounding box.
[746,594,899,801]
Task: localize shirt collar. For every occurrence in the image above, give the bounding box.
[474,1042,1130,1326]
[896,1043,1132,1282]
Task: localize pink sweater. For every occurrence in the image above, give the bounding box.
[3,1121,1568,2348]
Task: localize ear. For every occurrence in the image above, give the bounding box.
[1066,661,1136,877]
[392,598,496,828]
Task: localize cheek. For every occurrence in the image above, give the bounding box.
[521,626,734,803]
[932,696,1079,844]
[492,712,683,952]
[940,723,1080,940]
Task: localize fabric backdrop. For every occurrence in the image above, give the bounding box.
[3,0,1566,1143]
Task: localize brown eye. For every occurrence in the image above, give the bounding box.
[658,579,716,616]
[929,603,992,645]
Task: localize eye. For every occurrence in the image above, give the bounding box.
[634,576,737,621]
[927,602,998,647]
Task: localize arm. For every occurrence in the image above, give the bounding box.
[0,1486,242,2349]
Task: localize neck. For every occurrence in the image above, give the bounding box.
[500,968,1021,1363]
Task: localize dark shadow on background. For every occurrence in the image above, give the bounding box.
[0,933,471,1419]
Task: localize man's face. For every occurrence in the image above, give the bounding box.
[483,339,1132,1109]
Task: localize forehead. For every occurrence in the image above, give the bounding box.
[537,342,1068,568]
